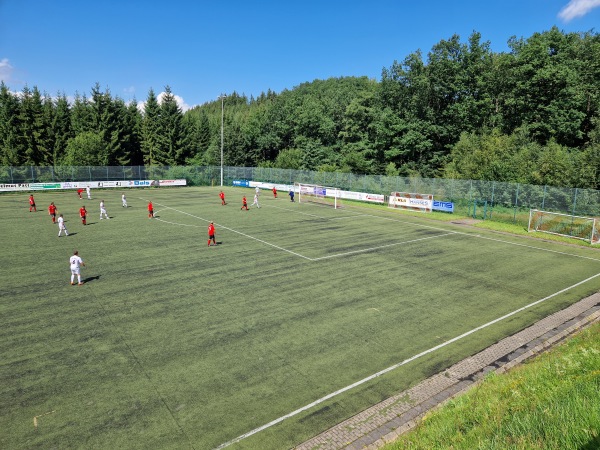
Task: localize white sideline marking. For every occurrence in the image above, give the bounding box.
[214,270,600,449]
[311,233,455,261]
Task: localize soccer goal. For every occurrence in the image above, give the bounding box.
[294,182,342,209]
[528,209,600,244]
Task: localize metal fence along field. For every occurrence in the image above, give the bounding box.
[2,165,599,224]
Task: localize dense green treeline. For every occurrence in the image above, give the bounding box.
[1,27,600,188]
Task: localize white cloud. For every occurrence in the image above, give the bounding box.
[137,91,194,113]
[0,58,15,83]
[558,0,600,21]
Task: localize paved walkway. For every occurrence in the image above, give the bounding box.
[296,292,600,450]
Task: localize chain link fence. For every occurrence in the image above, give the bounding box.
[2,165,599,227]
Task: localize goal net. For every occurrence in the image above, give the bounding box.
[294,182,342,209]
[528,209,600,244]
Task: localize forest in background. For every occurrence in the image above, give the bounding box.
[1,27,599,189]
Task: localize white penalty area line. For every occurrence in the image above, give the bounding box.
[142,200,313,261]
[311,232,455,261]
[153,210,205,228]
[214,270,600,450]
[356,211,600,263]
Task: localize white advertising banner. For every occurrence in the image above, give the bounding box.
[159,179,187,187]
[0,179,183,192]
[388,192,433,212]
[339,190,385,203]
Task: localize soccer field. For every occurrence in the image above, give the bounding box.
[2,186,600,449]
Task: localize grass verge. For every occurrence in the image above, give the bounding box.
[383,320,600,450]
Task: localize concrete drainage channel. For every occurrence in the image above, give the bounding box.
[296,293,600,450]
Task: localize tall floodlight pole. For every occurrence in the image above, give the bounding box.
[219,94,227,187]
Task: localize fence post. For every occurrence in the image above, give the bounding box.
[572,188,578,216]
[513,183,520,223]
[542,185,546,210]
[490,181,495,219]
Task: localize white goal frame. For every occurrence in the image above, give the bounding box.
[294,182,342,209]
[528,209,600,244]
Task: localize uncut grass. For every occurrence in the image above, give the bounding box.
[384,322,600,450]
[2,188,600,449]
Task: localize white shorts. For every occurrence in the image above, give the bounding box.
[71,267,80,275]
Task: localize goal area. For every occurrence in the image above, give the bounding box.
[295,183,342,209]
[528,209,600,244]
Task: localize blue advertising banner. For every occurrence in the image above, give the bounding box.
[233,180,250,187]
[432,200,454,213]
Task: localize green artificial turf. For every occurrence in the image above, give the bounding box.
[1,186,599,449]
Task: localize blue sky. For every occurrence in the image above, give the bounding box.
[1,0,599,110]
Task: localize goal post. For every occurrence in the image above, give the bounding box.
[528,209,600,244]
[294,182,342,209]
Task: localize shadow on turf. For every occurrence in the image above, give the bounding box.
[82,275,101,283]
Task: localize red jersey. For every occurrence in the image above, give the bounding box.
[79,207,87,217]
[148,202,153,211]
[48,204,56,214]
[242,196,247,204]
[29,196,35,205]
[208,223,215,236]
[219,192,225,200]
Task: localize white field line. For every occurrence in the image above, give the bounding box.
[214,270,600,450]
[311,233,455,261]
[147,199,600,263]
[148,201,454,261]
[354,211,600,263]
[142,200,313,261]
[153,210,204,228]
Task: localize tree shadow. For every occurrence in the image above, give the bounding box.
[579,436,600,450]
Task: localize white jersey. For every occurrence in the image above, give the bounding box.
[58,216,65,229]
[100,201,105,211]
[122,194,127,206]
[70,255,83,269]
[86,186,91,198]
[255,187,260,195]
[69,254,83,274]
